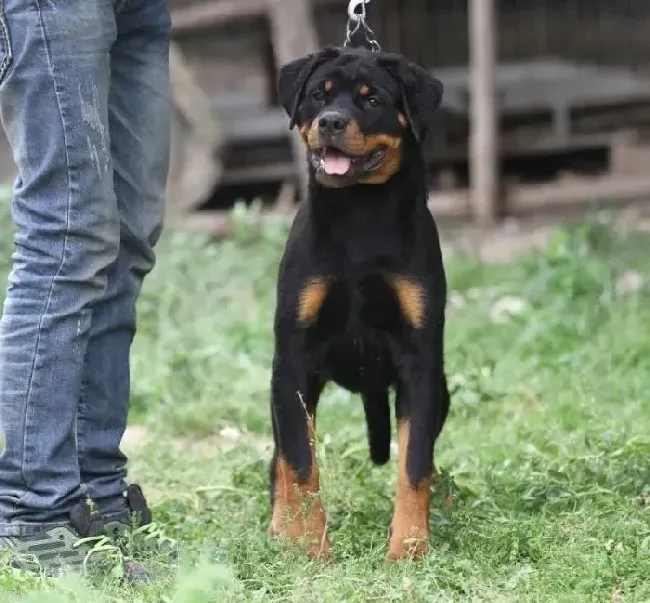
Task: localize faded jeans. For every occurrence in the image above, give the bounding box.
[0,0,171,535]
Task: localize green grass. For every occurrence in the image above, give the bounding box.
[0,199,649,602]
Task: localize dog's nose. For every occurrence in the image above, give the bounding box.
[318,111,349,136]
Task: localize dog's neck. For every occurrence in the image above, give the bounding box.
[306,149,428,266]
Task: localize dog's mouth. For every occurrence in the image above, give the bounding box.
[310,146,387,177]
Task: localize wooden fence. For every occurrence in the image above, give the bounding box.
[169,0,650,230]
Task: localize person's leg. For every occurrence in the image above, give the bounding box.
[76,0,171,519]
[0,0,119,536]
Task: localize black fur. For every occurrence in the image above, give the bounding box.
[270,46,450,518]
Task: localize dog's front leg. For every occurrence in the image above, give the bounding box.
[267,349,330,558]
[389,348,447,561]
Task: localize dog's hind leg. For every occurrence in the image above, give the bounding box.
[267,351,330,558]
[361,390,391,465]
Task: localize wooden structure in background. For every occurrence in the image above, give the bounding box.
[0,0,647,229]
[171,0,650,69]
[165,0,650,233]
[167,0,319,218]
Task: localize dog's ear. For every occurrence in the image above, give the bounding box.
[380,54,443,142]
[278,46,341,129]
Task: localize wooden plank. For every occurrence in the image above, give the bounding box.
[266,0,319,204]
[508,175,650,215]
[172,0,266,32]
[221,162,294,185]
[429,174,650,219]
[171,0,344,33]
[469,0,499,225]
[174,174,650,238]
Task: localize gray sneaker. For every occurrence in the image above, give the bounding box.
[0,500,148,583]
[0,524,120,576]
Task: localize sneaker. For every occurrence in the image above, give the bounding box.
[0,501,136,580]
[102,484,177,561]
[69,497,150,583]
[0,525,99,575]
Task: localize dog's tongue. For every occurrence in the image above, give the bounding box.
[323,150,351,175]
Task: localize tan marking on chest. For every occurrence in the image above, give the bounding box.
[387,274,427,329]
[298,277,330,325]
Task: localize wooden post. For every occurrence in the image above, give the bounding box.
[169,42,221,150]
[266,0,319,204]
[469,0,499,225]
[167,42,223,217]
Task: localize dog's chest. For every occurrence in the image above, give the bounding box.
[302,272,414,391]
[317,272,404,333]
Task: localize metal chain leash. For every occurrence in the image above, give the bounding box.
[344,0,381,52]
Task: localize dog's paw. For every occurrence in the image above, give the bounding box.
[387,522,429,561]
[305,529,332,559]
[267,503,331,559]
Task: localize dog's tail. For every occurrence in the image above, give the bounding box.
[362,391,391,465]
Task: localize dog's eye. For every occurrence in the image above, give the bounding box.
[366,96,381,107]
[312,89,327,102]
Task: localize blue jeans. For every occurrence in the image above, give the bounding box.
[0,0,171,536]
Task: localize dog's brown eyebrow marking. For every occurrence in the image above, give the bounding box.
[386,274,427,329]
[359,84,370,96]
[324,80,333,92]
[398,113,408,127]
[298,277,330,325]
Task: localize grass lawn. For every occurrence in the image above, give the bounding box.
[0,198,649,602]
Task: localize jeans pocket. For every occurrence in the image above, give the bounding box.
[0,1,12,85]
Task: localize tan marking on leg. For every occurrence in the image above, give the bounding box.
[386,274,427,329]
[388,420,431,560]
[267,418,330,558]
[297,277,329,325]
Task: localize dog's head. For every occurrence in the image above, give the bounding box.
[278,46,443,188]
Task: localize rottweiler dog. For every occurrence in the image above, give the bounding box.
[267,45,449,561]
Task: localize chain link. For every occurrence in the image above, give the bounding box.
[344,0,381,52]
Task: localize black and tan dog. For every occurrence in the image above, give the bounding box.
[267,45,450,561]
